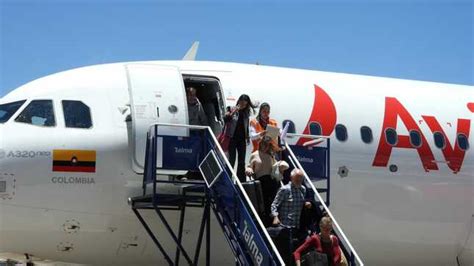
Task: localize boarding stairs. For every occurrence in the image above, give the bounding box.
[128,123,363,265]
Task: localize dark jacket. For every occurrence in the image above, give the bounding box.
[299,201,323,233]
[224,108,250,140]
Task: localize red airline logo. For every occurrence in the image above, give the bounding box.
[297,85,337,145]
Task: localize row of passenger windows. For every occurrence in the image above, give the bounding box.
[384,128,469,150]
[1,100,470,150]
[282,120,470,151]
[0,100,92,128]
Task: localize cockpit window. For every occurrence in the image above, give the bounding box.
[0,100,26,123]
[15,100,56,127]
[62,100,92,128]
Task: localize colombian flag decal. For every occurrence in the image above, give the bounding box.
[52,150,96,173]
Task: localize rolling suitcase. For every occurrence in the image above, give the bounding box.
[241,180,265,215]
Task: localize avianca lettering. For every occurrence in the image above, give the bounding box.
[421,116,470,173]
[300,85,470,173]
[372,97,438,171]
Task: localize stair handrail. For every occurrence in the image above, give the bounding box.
[283,134,364,265]
[148,122,285,265]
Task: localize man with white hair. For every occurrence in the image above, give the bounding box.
[270,168,312,264]
[271,168,311,228]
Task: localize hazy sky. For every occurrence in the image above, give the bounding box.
[1,0,472,97]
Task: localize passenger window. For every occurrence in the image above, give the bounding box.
[433,132,445,149]
[409,130,422,147]
[360,126,373,144]
[0,100,26,123]
[15,100,55,127]
[385,128,397,146]
[335,124,348,142]
[282,120,296,134]
[457,134,469,151]
[309,122,322,136]
[62,100,92,129]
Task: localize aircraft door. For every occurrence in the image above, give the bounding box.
[126,64,188,172]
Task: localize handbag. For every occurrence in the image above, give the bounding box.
[217,121,231,152]
[266,225,286,238]
[271,160,283,182]
[217,131,230,152]
[339,248,348,266]
[301,249,328,266]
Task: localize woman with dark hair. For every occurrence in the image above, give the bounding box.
[224,94,256,182]
[249,102,278,152]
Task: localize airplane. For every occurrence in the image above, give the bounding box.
[0,43,472,265]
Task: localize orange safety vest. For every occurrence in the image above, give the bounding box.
[250,118,278,152]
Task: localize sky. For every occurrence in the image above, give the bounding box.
[0,0,472,97]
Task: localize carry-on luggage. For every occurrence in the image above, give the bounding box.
[241,180,265,215]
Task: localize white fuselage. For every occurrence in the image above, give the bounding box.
[0,61,472,265]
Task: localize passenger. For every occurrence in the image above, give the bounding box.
[224,94,256,182]
[271,168,312,264]
[293,216,342,266]
[271,168,311,227]
[186,87,208,126]
[245,136,281,226]
[178,87,208,181]
[299,200,323,236]
[249,102,278,152]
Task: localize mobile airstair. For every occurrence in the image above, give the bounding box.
[128,123,363,265]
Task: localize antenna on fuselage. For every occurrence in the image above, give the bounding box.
[182,41,199,60]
